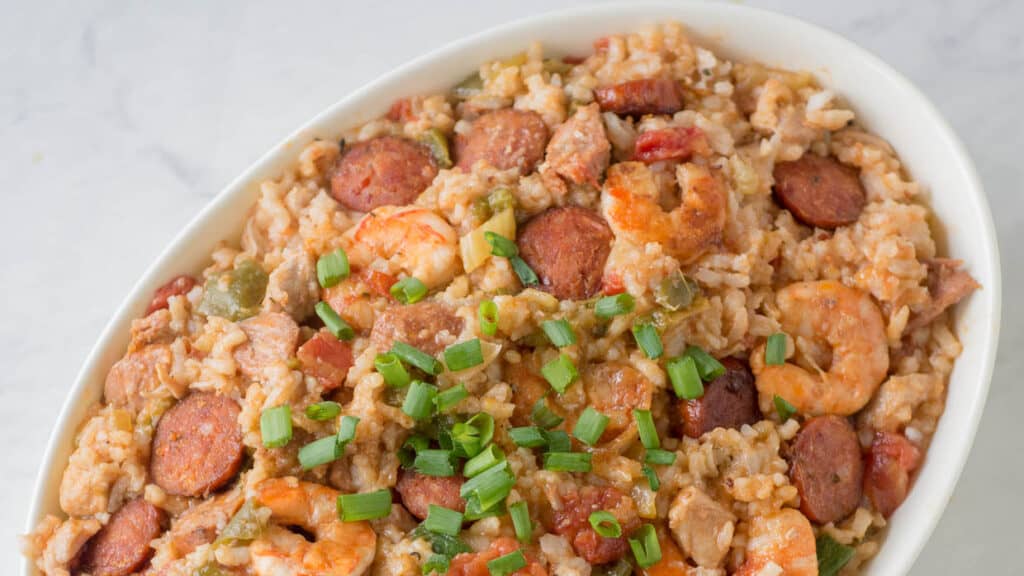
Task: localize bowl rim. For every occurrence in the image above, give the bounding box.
[23,2,1001,575]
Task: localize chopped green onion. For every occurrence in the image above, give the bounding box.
[463,495,507,521]
[412,524,472,557]
[478,300,499,336]
[509,426,547,448]
[487,550,527,576]
[305,401,341,421]
[392,342,443,376]
[435,384,468,412]
[337,489,392,521]
[450,421,483,458]
[531,398,564,429]
[543,452,592,472]
[466,413,495,447]
[632,322,663,359]
[402,381,438,420]
[766,333,787,366]
[541,353,579,393]
[644,449,677,466]
[572,407,610,446]
[667,355,703,400]
[484,231,519,258]
[422,554,450,576]
[510,256,539,287]
[463,444,506,478]
[414,449,456,477]
[542,430,571,453]
[315,301,355,341]
[260,405,292,448]
[390,277,428,304]
[337,415,359,445]
[399,434,429,468]
[683,345,725,380]
[444,339,484,372]
[642,464,660,491]
[298,435,340,469]
[774,394,797,422]
[424,505,464,536]
[460,461,515,510]
[509,501,532,543]
[816,534,856,576]
[588,511,622,538]
[375,352,411,388]
[594,293,635,318]
[316,248,350,288]
[541,319,577,347]
[633,409,659,449]
[628,524,662,568]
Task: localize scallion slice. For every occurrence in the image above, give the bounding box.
[541,319,577,348]
[542,430,571,453]
[435,384,468,412]
[316,248,350,288]
[633,409,659,450]
[487,550,527,576]
[414,449,456,477]
[572,407,609,446]
[510,256,539,287]
[466,413,495,447]
[509,426,547,448]
[391,341,443,375]
[390,276,428,304]
[298,435,340,470]
[588,510,623,538]
[541,353,578,393]
[463,444,506,478]
[422,554,450,576]
[484,231,519,258]
[667,355,703,400]
[542,452,592,472]
[594,293,635,318]
[774,394,797,422]
[683,345,725,380]
[642,464,660,491]
[509,501,532,543]
[644,449,677,466]
[444,339,484,372]
[375,352,411,388]
[260,405,292,448]
[766,333,787,366]
[337,415,359,445]
[305,401,341,421]
[478,300,499,336]
[424,505,464,536]
[628,524,662,568]
[450,421,483,458]
[463,495,506,521]
[531,398,564,429]
[402,380,438,420]
[631,322,664,359]
[459,461,515,510]
[315,301,355,341]
[398,434,429,468]
[337,489,392,522]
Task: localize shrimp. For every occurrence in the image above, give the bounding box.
[735,509,817,576]
[342,205,459,289]
[601,161,726,264]
[751,280,888,417]
[250,477,376,576]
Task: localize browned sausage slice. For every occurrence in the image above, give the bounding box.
[150,393,244,497]
[330,136,438,212]
[772,154,866,229]
[789,415,864,524]
[73,498,167,576]
[517,206,613,300]
[394,470,465,520]
[370,301,464,356]
[455,109,549,173]
[675,357,760,438]
[146,275,197,315]
[594,78,684,116]
[551,486,640,564]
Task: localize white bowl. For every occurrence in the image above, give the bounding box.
[24,2,1000,575]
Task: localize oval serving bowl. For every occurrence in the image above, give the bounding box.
[25,2,1000,575]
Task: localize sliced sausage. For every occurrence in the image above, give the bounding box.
[772,154,866,229]
[594,78,684,116]
[544,103,610,186]
[297,330,354,390]
[104,344,172,412]
[370,301,463,356]
[864,432,921,518]
[330,135,438,212]
[394,469,465,521]
[506,359,554,427]
[789,415,864,524]
[906,258,980,332]
[234,311,300,381]
[455,109,549,173]
[517,206,613,300]
[633,126,711,164]
[73,498,167,576]
[551,486,640,564]
[145,275,197,315]
[675,358,760,438]
[449,537,547,576]
[150,393,244,497]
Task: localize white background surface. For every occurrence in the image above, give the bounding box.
[1,0,1019,572]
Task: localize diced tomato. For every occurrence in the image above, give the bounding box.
[363,269,398,298]
[448,538,547,576]
[633,126,710,164]
[386,98,414,123]
[297,331,354,390]
[146,275,198,315]
[863,432,921,517]
[602,274,626,296]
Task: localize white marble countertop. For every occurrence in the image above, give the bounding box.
[2,0,1019,572]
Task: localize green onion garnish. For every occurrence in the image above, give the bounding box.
[588,510,623,538]
[450,421,483,458]
[305,401,341,421]
[402,380,438,420]
[633,409,659,449]
[542,430,571,453]
[487,550,527,576]
[541,319,577,347]
[390,276,428,304]
[260,405,292,448]
[509,501,532,543]
[766,333,787,366]
[375,352,411,387]
[466,413,495,447]
[510,256,539,287]
[424,505,464,536]
[683,345,725,380]
[337,415,359,445]
[572,407,610,446]
[463,495,507,521]
[594,293,635,318]
[399,434,429,468]
[478,300,499,337]
[315,301,355,341]
[316,248,350,288]
[509,426,548,448]
[667,355,703,400]
[444,339,484,372]
[459,461,515,510]
[543,452,592,472]
[414,449,456,477]
[391,341,443,375]
[628,524,662,568]
[435,384,468,412]
[774,394,797,422]
[531,398,564,429]
[644,449,677,466]
[816,533,856,576]
[631,322,663,359]
[298,435,340,470]
[337,489,392,522]
[484,231,519,258]
[642,464,660,491]
[463,444,506,478]
[422,554,450,576]
[541,353,579,393]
